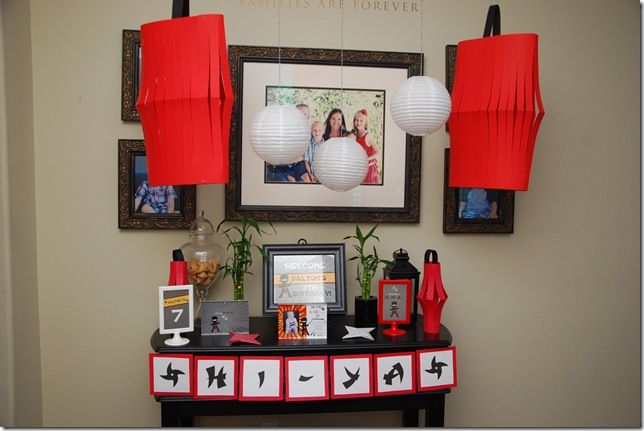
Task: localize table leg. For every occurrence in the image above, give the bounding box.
[161,402,193,427]
[424,393,445,427]
[161,402,180,427]
[402,409,420,427]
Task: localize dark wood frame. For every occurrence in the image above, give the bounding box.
[118,139,196,229]
[445,44,457,95]
[262,243,347,315]
[121,30,140,121]
[226,45,423,223]
[442,148,515,233]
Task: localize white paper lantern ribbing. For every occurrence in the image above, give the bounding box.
[390,76,452,137]
[249,105,310,165]
[313,138,369,192]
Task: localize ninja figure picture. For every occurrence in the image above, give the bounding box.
[278,273,292,299]
[389,300,400,318]
[210,315,220,332]
[300,317,309,336]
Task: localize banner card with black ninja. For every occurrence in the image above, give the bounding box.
[285,356,329,401]
[329,354,373,399]
[194,356,238,399]
[416,347,458,391]
[373,352,416,396]
[239,356,283,401]
[149,353,193,396]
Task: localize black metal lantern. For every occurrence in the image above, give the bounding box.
[383,249,421,324]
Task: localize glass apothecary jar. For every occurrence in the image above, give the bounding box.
[180,211,224,314]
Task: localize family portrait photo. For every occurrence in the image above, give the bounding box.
[263,86,385,186]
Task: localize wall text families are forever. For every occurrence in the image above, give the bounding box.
[239,0,420,13]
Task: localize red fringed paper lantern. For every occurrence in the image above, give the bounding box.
[136,14,233,186]
[448,5,545,191]
[417,249,448,335]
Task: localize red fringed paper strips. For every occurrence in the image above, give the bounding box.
[136,14,233,185]
[417,250,448,335]
[448,6,545,191]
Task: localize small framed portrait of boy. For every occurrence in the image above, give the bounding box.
[118,139,196,229]
[277,304,327,340]
[378,279,411,326]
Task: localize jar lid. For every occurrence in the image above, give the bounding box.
[189,211,215,235]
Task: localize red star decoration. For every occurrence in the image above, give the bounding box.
[228,332,261,345]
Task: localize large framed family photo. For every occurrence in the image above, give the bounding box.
[118,139,196,229]
[226,46,423,223]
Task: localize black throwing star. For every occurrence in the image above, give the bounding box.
[425,356,448,380]
[160,362,185,387]
[258,371,265,388]
[298,375,314,382]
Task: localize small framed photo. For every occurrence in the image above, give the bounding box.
[416,346,458,392]
[262,243,346,315]
[278,304,327,340]
[373,351,416,396]
[239,356,284,401]
[285,356,329,402]
[443,149,515,233]
[158,285,193,335]
[330,354,373,399]
[118,139,196,229]
[378,279,411,325]
[149,353,193,396]
[194,356,238,399]
[121,29,141,121]
[200,301,249,336]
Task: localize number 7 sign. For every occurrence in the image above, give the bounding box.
[159,285,194,346]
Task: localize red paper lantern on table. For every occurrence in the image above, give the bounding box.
[417,249,448,335]
[136,11,233,186]
[448,5,545,191]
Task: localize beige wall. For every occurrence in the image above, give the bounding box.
[2,0,43,427]
[2,0,639,427]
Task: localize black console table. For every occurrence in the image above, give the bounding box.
[150,314,453,427]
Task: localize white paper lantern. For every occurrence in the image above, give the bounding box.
[249,105,310,165]
[390,76,452,137]
[313,138,369,192]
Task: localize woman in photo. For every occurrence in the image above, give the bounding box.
[323,108,347,140]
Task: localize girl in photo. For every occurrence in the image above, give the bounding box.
[352,109,381,184]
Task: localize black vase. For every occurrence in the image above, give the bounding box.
[354,296,378,327]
